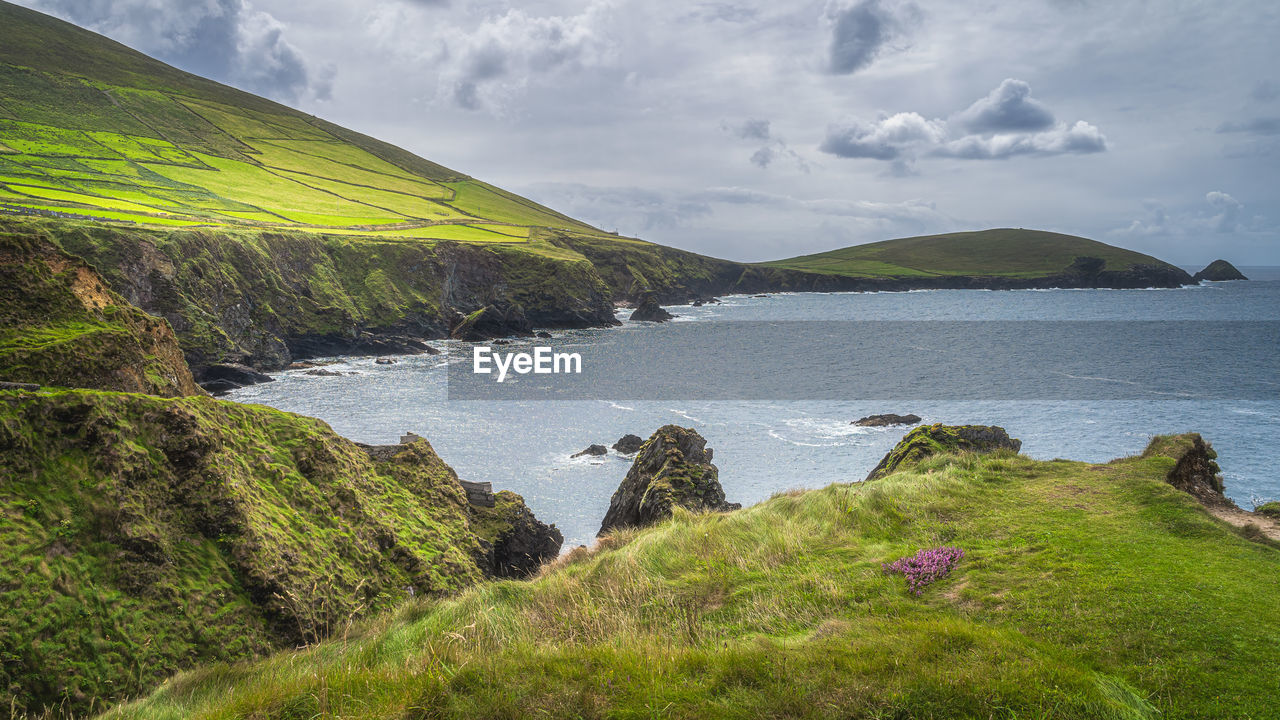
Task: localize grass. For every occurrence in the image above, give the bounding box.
[0,386,552,717]
[99,441,1280,719]
[760,229,1183,278]
[0,2,618,243]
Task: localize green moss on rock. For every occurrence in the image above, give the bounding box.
[866,424,1022,481]
[0,230,201,396]
[0,388,546,716]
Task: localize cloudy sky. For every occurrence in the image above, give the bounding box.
[18,0,1280,264]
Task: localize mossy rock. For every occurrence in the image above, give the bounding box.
[0,230,201,396]
[0,388,544,715]
[1255,502,1280,519]
[866,424,1022,481]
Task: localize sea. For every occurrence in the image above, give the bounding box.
[227,268,1280,549]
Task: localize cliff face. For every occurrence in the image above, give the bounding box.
[8,218,617,378]
[0,229,201,396]
[0,389,558,716]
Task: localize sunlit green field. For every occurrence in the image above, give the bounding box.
[0,13,606,244]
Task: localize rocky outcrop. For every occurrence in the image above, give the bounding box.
[450,304,532,341]
[13,219,617,378]
[571,444,608,458]
[201,363,274,394]
[629,293,675,322]
[472,492,564,579]
[1142,434,1228,506]
[0,229,202,396]
[598,426,740,535]
[612,434,645,454]
[866,424,1022,481]
[1193,259,1247,282]
[854,413,921,427]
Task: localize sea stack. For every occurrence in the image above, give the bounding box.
[1193,260,1247,281]
[629,293,675,322]
[598,426,739,535]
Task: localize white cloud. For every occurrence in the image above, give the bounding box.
[821,79,1106,164]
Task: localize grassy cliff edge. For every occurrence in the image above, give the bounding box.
[0,388,557,716]
[102,435,1280,720]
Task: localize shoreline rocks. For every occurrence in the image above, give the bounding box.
[629,293,675,322]
[854,413,921,427]
[598,426,740,535]
[571,444,608,458]
[612,434,645,454]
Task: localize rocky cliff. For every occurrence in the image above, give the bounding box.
[599,425,740,535]
[0,229,201,396]
[866,424,1022,481]
[5,218,617,379]
[0,388,559,716]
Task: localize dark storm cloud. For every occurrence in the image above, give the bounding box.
[1216,117,1280,135]
[955,79,1056,133]
[825,0,918,75]
[22,0,323,102]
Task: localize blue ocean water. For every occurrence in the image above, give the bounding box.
[228,269,1280,549]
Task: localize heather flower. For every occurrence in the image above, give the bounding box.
[882,546,965,595]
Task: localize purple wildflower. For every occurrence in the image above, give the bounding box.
[882,546,965,596]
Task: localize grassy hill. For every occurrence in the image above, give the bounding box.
[760,229,1183,279]
[0,388,557,716]
[103,436,1280,720]
[0,1,605,242]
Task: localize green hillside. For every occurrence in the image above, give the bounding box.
[0,1,603,242]
[105,436,1280,720]
[0,388,557,716]
[761,228,1182,279]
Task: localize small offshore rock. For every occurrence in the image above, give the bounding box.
[374,358,396,365]
[536,331,553,339]
[571,444,608,458]
[1193,259,1247,282]
[612,434,645,454]
[629,293,674,322]
[305,368,345,377]
[853,413,922,427]
[599,425,739,535]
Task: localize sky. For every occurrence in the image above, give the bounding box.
[16,0,1280,265]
